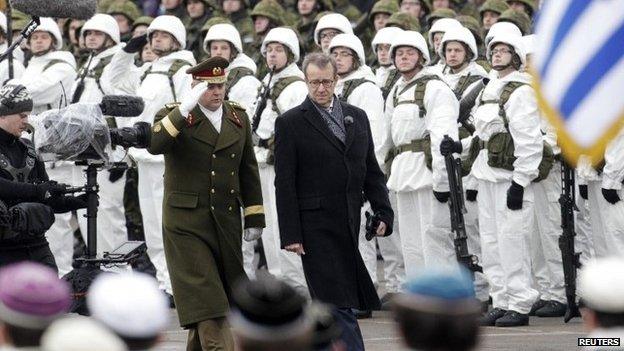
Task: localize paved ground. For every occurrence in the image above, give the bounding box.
[155,310,587,350]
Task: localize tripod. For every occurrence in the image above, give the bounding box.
[62,160,146,314]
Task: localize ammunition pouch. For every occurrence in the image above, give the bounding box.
[385,135,432,175]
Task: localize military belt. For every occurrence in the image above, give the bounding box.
[391,138,429,157]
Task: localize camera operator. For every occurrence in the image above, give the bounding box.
[0,85,87,272]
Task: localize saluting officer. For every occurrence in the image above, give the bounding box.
[148,57,265,350]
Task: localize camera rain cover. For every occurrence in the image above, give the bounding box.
[32,104,113,163]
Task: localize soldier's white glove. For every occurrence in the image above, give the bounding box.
[243,227,263,242]
[179,82,208,117]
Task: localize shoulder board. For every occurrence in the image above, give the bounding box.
[165,102,181,109]
[225,100,245,111]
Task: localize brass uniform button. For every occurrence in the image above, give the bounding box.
[211,189,215,194]
[231,153,235,158]
[211,171,215,176]
[230,189,235,194]
[212,154,216,159]
[228,206,233,211]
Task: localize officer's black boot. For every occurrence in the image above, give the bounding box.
[529,299,548,316]
[495,310,529,327]
[479,307,506,326]
[535,300,566,317]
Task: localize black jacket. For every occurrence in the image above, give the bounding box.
[274,96,393,310]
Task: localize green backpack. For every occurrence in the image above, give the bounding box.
[140,59,193,102]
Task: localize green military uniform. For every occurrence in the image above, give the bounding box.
[227,8,255,51]
[148,57,265,327]
[363,0,400,65]
[295,0,333,56]
[386,11,421,32]
[184,0,219,60]
[332,0,361,22]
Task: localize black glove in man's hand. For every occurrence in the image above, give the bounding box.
[108,168,126,183]
[602,188,621,204]
[440,135,462,156]
[123,34,148,53]
[433,191,450,203]
[47,194,89,213]
[466,189,478,202]
[35,181,68,201]
[506,181,524,210]
[579,184,588,200]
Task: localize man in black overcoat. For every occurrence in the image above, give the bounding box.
[274,52,394,351]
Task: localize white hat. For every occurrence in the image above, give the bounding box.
[314,13,353,45]
[487,33,526,68]
[329,33,366,66]
[261,27,300,62]
[521,34,536,56]
[82,14,121,45]
[438,26,479,63]
[427,18,462,48]
[147,15,186,48]
[390,30,430,66]
[204,23,243,54]
[0,12,6,34]
[33,18,64,50]
[578,257,624,313]
[87,272,169,339]
[485,21,522,47]
[371,26,403,54]
[41,316,127,351]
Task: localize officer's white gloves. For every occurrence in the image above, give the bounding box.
[179,82,208,117]
[243,227,263,242]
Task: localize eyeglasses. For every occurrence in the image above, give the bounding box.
[307,79,335,88]
[319,31,340,40]
[491,48,512,55]
[331,51,353,59]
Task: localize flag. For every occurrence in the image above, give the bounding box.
[532,0,624,165]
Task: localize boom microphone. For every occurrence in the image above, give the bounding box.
[99,96,145,117]
[10,0,97,20]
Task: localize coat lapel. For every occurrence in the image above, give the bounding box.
[301,97,344,153]
[343,103,356,152]
[191,106,219,147]
[214,104,242,152]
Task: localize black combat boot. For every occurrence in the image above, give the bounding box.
[529,299,548,316]
[495,310,529,327]
[535,300,567,317]
[479,307,507,326]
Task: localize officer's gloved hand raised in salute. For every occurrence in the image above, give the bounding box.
[179,82,208,117]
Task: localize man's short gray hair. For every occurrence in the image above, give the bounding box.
[302,53,337,78]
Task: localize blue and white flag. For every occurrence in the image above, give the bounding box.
[532,0,624,165]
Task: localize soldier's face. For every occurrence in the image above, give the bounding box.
[151,31,178,54]
[210,41,232,62]
[444,41,468,69]
[265,43,288,70]
[141,43,158,62]
[482,11,500,30]
[187,0,206,19]
[133,25,149,38]
[432,0,450,11]
[29,32,54,55]
[432,32,445,53]
[223,0,242,14]
[298,0,316,16]
[331,47,356,76]
[198,82,226,111]
[400,0,422,19]
[113,14,131,34]
[319,29,340,53]
[305,63,337,108]
[376,44,391,66]
[84,30,107,50]
[373,13,391,31]
[0,112,29,137]
[394,46,421,73]
[254,16,270,34]
[69,19,85,45]
[162,0,181,9]
[490,43,513,68]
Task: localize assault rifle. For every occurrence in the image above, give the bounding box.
[558,161,581,323]
[251,65,276,134]
[443,136,483,276]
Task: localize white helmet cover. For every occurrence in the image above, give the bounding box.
[82,14,121,45]
[487,34,526,68]
[390,30,430,66]
[203,23,243,54]
[261,27,301,62]
[33,17,64,50]
[371,26,404,54]
[484,21,522,47]
[314,13,353,45]
[147,15,186,48]
[438,26,479,63]
[427,17,462,47]
[329,33,366,66]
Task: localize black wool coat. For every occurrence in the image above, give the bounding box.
[274,96,394,310]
